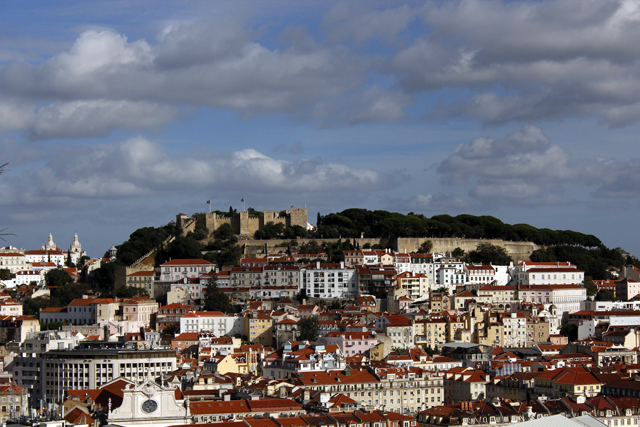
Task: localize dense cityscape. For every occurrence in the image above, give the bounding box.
[2,2,640,427]
[0,207,638,427]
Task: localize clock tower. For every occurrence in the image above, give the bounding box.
[107,377,188,427]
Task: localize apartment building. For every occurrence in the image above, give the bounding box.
[300,262,358,299]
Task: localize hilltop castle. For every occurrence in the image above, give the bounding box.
[177,207,308,237]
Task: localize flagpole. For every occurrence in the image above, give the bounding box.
[242,199,245,212]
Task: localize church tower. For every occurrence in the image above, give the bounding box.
[70,233,82,253]
[44,233,56,251]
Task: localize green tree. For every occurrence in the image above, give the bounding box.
[92,262,117,291]
[65,252,74,268]
[116,286,150,298]
[202,280,233,313]
[76,255,90,270]
[49,283,91,307]
[452,247,465,259]
[215,223,235,240]
[583,278,598,296]
[45,269,73,287]
[299,317,320,342]
[0,269,11,281]
[155,235,202,265]
[560,323,578,342]
[40,320,70,330]
[595,289,616,301]
[162,324,179,335]
[23,296,50,316]
[468,243,513,265]
[418,240,434,253]
[116,222,177,266]
[530,248,557,263]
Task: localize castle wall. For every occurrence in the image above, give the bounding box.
[199,207,308,237]
[396,237,539,264]
[237,236,537,263]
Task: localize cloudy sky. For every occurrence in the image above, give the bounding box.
[2,0,640,258]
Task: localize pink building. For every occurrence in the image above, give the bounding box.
[319,331,378,356]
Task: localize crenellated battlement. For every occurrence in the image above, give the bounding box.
[183,206,307,237]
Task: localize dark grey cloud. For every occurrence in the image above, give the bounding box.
[390,0,640,126]
[435,125,640,205]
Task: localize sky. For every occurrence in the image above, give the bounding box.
[1,0,640,258]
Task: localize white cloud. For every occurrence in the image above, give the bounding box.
[0,24,375,136]
[0,138,398,207]
[437,125,576,186]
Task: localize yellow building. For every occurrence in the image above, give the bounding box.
[533,367,602,398]
[414,318,447,348]
[204,353,250,375]
[243,312,273,347]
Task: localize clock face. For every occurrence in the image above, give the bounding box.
[141,399,158,413]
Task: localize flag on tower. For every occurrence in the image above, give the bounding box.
[241,198,245,202]
[206,200,210,204]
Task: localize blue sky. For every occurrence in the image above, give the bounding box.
[1,0,640,258]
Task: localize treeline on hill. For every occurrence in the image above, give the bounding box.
[317,209,602,247]
[93,210,637,294]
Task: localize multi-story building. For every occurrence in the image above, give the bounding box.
[244,312,273,346]
[395,272,429,300]
[518,284,587,314]
[500,312,527,347]
[0,253,27,274]
[443,368,489,403]
[156,303,191,332]
[12,330,81,406]
[436,267,465,291]
[179,311,244,336]
[378,314,414,350]
[533,367,602,398]
[615,279,640,301]
[126,271,155,294]
[464,264,496,286]
[373,366,444,412]
[319,331,378,357]
[394,253,412,274]
[13,270,43,286]
[414,318,447,348]
[0,300,22,317]
[511,261,584,285]
[0,384,29,419]
[262,341,346,379]
[476,285,518,310]
[291,368,380,410]
[121,297,158,327]
[35,341,175,408]
[300,262,358,299]
[159,258,216,282]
